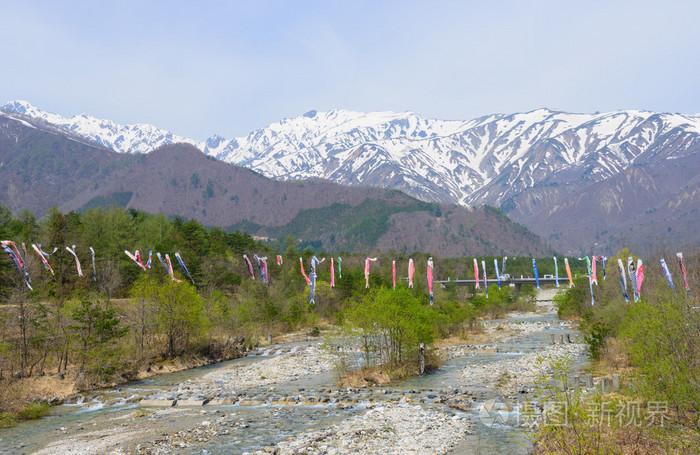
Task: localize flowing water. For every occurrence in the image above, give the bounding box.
[0,290,586,454]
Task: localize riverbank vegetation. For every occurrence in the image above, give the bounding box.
[0,205,568,425]
[543,249,700,454]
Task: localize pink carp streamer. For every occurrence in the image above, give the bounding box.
[677,252,690,295]
[330,258,335,287]
[392,260,396,290]
[636,259,644,298]
[165,254,182,282]
[156,252,181,282]
[32,244,54,275]
[243,254,255,279]
[427,258,434,304]
[365,257,377,288]
[591,257,598,285]
[125,250,147,270]
[408,259,414,288]
[65,245,83,277]
[473,258,479,289]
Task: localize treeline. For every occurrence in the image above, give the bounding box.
[0,205,549,399]
[0,206,581,299]
[545,248,700,452]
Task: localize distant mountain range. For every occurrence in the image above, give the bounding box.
[0,110,551,257]
[3,100,700,254]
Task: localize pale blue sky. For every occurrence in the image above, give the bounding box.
[1,0,698,140]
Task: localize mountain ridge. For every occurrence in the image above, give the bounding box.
[3,100,700,254]
[0,112,551,257]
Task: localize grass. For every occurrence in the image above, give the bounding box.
[0,402,50,428]
[16,402,50,420]
[337,367,391,388]
[335,349,443,388]
[0,412,18,428]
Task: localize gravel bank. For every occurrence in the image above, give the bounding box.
[248,403,470,455]
[202,345,334,388]
[142,345,335,403]
[460,343,587,393]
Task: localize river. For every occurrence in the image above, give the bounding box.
[0,288,587,455]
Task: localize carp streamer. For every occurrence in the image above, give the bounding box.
[494,259,501,289]
[175,252,195,284]
[330,258,335,287]
[564,258,574,286]
[532,258,540,289]
[2,240,32,289]
[617,259,629,302]
[125,250,147,271]
[243,254,255,279]
[90,247,97,281]
[482,260,488,298]
[627,257,639,302]
[32,244,54,275]
[677,252,689,295]
[427,258,434,304]
[660,258,676,294]
[65,245,83,277]
[365,257,377,288]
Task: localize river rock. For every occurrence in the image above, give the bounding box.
[177,399,209,406]
[139,399,175,407]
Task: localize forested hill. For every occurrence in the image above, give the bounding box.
[0,113,551,256]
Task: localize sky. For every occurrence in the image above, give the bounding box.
[1,0,699,141]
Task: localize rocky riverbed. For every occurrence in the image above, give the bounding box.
[249,403,470,455]
[459,343,587,393]
[13,288,588,455]
[138,345,336,405]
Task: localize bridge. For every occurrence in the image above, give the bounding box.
[435,276,573,292]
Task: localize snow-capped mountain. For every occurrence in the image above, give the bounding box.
[206,107,700,209]
[1,100,199,154]
[5,100,698,208]
[4,100,700,253]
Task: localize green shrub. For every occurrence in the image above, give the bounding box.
[553,276,590,319]
[345,287,437,368]
[620,294,700,430]
[17,402,50,420]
